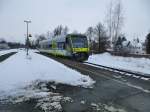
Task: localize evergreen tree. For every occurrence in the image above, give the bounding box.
[114,35,126,52]
[146,33,150,54]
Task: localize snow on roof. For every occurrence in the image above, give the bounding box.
[122,40,142,48]
[39,33,87,44]
[39,34,66,44]
[130,40,142,48]
[122,41,130,47]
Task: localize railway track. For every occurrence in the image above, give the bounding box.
[109,51,150,59]
[84,62,150,79]
[39,52,150,80]
[39,52,150,89]
[39,52,150,112]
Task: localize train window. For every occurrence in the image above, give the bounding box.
[48,44,52,48]
[66,38,68,44]
[46,45,49,49]
[63,43,66,49]
[44,43,46,48]
[71,36,88,48]
[42,44,44,48]
[39,45,42,48]
[57,42,65,50]
[66,37,71,47]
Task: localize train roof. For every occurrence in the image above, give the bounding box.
[39,34,86,44]
[39,34,66,44]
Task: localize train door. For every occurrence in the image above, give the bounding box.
[66,37,73,56]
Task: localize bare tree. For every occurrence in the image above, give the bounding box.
[106,1,113,42]
[106,0,124,48]
[46,31,54,39]
[62,26,69,35]
[146,32,150,54]
[35,34,46,47]
[95,23,104,51]
[46,31,51,38]
[86,27,94,53]
[53,25,63,36]
[86,27,94,42]
[53,25,69,36]
[113,0,124,43]
[94,22,109,52]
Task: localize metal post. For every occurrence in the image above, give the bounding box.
[24,20,31,56]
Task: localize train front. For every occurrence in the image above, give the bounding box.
[69,34,89,61]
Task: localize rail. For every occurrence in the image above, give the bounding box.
[84,62,150,79]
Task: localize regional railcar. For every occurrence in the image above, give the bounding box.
[38,34,89,61]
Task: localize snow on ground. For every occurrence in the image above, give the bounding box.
[87,53,150,75]
[0,50,94,94]
[0,49,18,56]
[0,81,73,112]
[0,49,94,111]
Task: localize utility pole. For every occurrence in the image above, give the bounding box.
[24,20,31,56]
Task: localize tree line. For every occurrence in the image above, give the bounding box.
[34,0,150,54]
[35,0,124,53]
[0,38,24,49]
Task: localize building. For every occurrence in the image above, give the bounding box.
[122,39,145,54]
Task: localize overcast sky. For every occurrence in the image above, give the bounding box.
[0,0,150,43]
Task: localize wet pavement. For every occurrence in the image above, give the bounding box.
[0,55,150,112]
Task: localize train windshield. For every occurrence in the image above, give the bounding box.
[71,36,88,48]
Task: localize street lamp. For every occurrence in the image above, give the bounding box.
[24,20,31,55]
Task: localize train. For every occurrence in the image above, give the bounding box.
[38,34,90,61]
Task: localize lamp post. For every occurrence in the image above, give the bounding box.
[24,20,31,55]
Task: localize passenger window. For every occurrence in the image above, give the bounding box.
[63,43,66,49]
[49,44,52,48]
[57,42,65,50]
[66,38,68,44]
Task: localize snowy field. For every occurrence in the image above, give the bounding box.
[0,50,94,94]
[87,53,150,75]
[0,49,18,56]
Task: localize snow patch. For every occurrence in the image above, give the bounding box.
[0,50,95,93]
[104,105,126,112]
[80,100,85,104]
[87,53,150,75]
[0,81,73,112]
[90,102,127,112]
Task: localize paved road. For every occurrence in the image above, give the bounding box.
[44,55,150,112]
